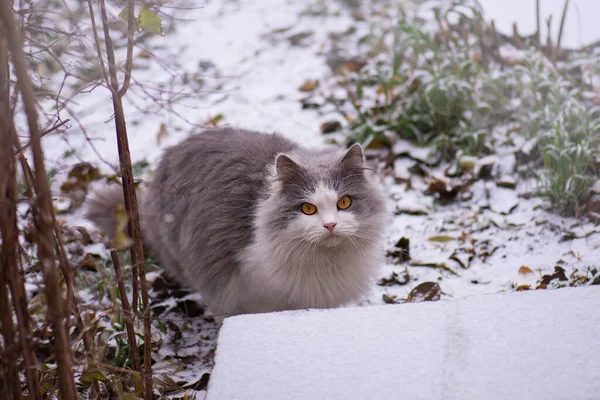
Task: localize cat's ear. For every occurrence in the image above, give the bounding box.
[275,154,304,186]
[340,143,365,175]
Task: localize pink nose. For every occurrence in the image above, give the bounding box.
[323,222,337,233]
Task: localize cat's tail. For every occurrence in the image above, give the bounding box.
[83,184,142,237]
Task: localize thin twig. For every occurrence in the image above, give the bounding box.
[14,118,70,156]
[119,0,135,98]
[86,0,110,89]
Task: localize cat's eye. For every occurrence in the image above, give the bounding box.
[337,195,352,210]
[301,202,317,215]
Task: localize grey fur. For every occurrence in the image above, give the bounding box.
[84,127,388,316]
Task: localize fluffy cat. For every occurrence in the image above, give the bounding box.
[84,127,388,316]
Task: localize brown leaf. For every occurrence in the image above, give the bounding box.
[156,123,169,145]
[67,162,100,182]
[426,176,460,199]
[539,266,568,285]
[387,237,410,262]
[377,270,409,286]
[298,79,319,92]
[320,120,342,134]
[382,294,400,304]
[428,235,455,243]
[518,266,534,275]
[406,282,441,303]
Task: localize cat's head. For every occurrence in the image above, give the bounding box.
[258,144,387,249]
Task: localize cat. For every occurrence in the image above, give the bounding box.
[84,127,388,316]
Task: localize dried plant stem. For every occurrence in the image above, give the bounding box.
[5,125,41,399]
[557,0,569,51]
[0,278,20,400]
[546,16,556,62]
[95,0,152,397]
[0,17,23,400]
[0,1,77,398]
[535,0,541,47]
[53,223,93,352]
[110,250,142,374]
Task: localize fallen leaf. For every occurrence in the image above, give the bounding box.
[382,294,400,304]
[386,237,410,262]
[377,270,409,286]
[287,31,314,46]
[67,162,100,182]
[518,266,534,275]
[539,266,568,285]
[298,79,319,92]
[406,282,441,303]
[428,235,455,243]
[320,120,342,134]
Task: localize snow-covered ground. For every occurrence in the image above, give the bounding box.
[24,0,600,396]
[207,286,600,400]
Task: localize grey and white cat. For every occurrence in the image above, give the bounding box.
[84,127,388,316]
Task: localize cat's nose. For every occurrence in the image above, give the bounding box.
[323,222,337,233]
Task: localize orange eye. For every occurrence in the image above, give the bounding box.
[301,202,317,215]
[337,195,352,210]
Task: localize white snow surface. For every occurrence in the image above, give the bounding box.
[207,287,600,400]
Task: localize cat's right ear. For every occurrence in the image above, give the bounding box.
[275,154,303,186]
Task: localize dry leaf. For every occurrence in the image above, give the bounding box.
[298,80,319,92]
[428,235,455,243]
[518,266,534,275]
[407,282,441,303]
[204,114,224,127]
[156,123,169,145]
[110,204,133,249]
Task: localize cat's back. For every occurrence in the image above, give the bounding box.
[151,127,296,194]
[142,127,297,296]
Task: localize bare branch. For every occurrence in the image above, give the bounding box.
[119,0,135,97]
[14,118,70,156]
[86,0,110,89]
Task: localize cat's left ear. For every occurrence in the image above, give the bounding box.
[275,153,305,186]
[340,143,365,174]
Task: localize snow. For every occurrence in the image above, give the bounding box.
[207,287,600,400]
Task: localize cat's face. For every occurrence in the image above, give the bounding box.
[259,144,386,249]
